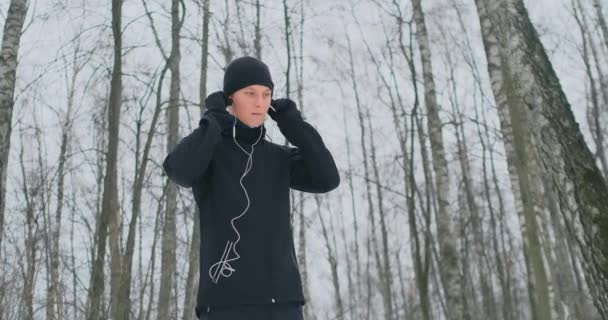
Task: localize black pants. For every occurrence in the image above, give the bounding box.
[196,301,304,320]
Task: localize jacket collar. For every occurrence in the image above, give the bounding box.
[211,112,267,144]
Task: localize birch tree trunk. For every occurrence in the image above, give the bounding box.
[475,0,608,317]
[0,0,28,264]
[474,3,552,319]
[410,1,462,318]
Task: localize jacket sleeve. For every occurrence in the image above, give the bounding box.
[276,108,340,193]
[162,113,222,188]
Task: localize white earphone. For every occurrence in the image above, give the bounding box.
[208,109,268,284]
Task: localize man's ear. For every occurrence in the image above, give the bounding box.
[227,94,233,106]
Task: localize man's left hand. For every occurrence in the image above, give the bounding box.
[268,98,298,122]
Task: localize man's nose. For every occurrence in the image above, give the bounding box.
[255,94,265,107]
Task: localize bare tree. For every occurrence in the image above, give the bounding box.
[410,1,463,319]
[86,1,124,319]
[316,195,345,320]
[157,0,184,318]
[44,29,90,320]
[282,0,293,101]
[391,6,434,318]
[291,2,314,319]
[254,0,262,59]
[216,0,234,65]
[180,1,212,319]
[17,121,42,320]
[199,0,211,116]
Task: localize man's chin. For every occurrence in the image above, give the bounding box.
[243,121,263,128]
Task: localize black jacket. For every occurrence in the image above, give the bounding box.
[162,105,340,312]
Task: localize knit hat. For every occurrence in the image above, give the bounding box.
[223,56,274,97]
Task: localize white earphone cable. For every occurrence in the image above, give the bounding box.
[208,114,266,284]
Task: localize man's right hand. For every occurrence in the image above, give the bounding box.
[204,91,229,115]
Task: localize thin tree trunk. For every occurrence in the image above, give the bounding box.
[395,251,410,319]
[86,1,123,319]
[47,60,77,320]
[108,0,125,316]
[282,0,292,100]
[199,0,210,116]
[316,195,344,320]
[474,92,514,320]
[180,2,211,319]
[351,50,380,320]
[452,99,495,320]
[143,183,168,320]
[354,10,409,318]
[119,38,172,320]
[408,111,431,320]
[233,0,247,54]
[292,4,313,319]
[254,0,262,58]
[17,130,38,320]
[157,0,182,318]
[592,0,608,52]
[70,188,78,319]
[218,0,233,64]
[338,188,356,320]
[343,30,363,320]
[410,1,462,319]
[48,33,88,320]
[366,106,395,320]
[394,11,433,319]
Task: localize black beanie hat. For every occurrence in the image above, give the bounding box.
[223,56,274,98]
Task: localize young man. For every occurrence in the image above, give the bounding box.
[162,56,340,319]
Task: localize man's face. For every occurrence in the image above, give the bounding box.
[228,84,272,128]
